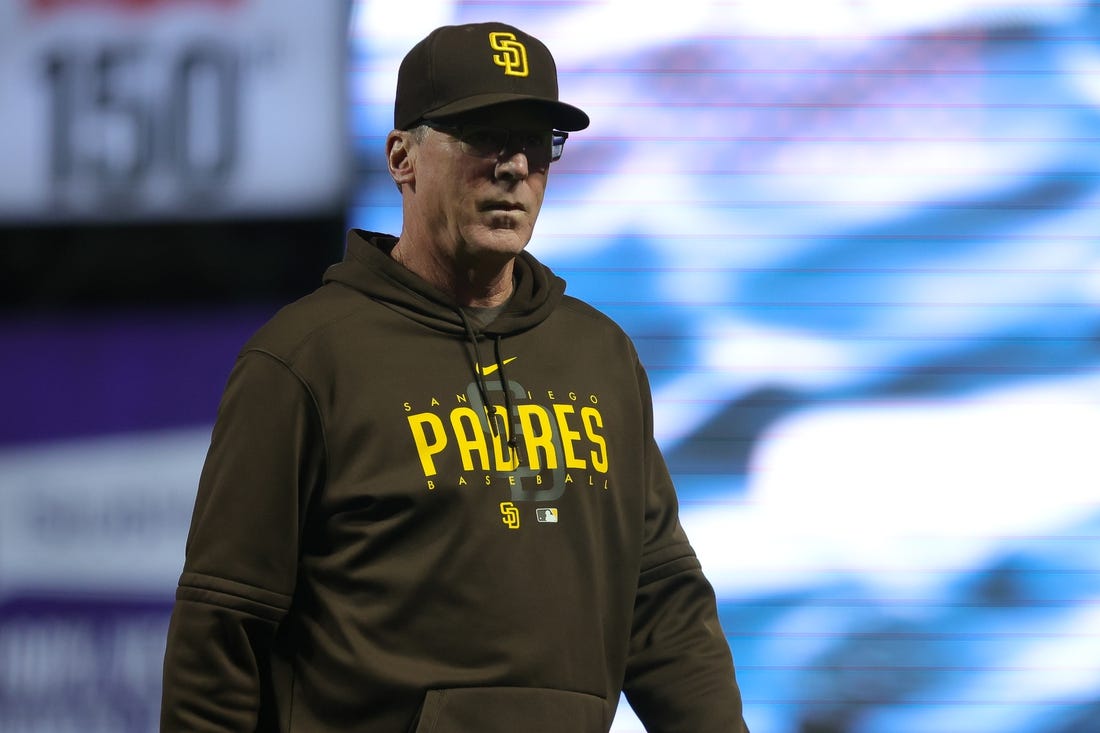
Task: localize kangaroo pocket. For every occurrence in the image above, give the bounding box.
[412,686,609,733]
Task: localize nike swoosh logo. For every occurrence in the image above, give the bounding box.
[476,357,518,376]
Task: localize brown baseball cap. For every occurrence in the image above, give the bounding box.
[394,22,590,132]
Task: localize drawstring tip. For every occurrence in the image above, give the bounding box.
[508,438,527,468]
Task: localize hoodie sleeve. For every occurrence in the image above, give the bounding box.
[161,350,325,732]
[622,365,750,733]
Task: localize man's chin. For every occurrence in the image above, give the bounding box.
[465,225,532,255]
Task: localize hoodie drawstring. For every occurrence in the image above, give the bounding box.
[493,334,523,466]
[457,310,523,466]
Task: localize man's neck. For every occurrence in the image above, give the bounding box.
[390,238,514,308]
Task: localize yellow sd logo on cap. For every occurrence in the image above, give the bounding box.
[489,32,529,77]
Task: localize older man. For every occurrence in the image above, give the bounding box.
[161,21,749,733]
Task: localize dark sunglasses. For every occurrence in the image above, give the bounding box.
[420,121,569,166]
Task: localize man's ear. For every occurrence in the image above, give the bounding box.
[386,130,416,188]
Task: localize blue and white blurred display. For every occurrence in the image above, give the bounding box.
[1,1,1098,731]
[347,2,1100,731]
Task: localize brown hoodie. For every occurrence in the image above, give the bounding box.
[160,230,748,732]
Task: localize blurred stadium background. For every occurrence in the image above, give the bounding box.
[2,1,1099,731]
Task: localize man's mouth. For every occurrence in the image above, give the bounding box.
[481,201,525,212]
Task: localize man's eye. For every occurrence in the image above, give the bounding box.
[463,129,502,152]
[521,133,549,150]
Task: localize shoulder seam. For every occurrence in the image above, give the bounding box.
[235,348,331,490]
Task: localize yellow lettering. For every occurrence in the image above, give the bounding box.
[547,389,555,400]
[458,476,467,486]
[485,474,492,486]
[581,407,608,473]
[456,393,468,404]
[565,473,574,484]
[568,391,577,401]
[408,413,447,476]
[489,32,529,78]
[518,404,556,470]
[427,480,435,490]
[403,402,412,412]
[450,407,490,471]
[589,394,599,405]
[431,397,441,407]
[552,404,586,469]
[500,501,521,529]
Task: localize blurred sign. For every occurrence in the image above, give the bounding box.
[0,428,207,733]
[0,0,350,223]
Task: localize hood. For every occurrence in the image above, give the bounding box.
[322,229,566,337]
[323,230,568,464]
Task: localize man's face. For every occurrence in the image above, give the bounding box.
[408,104,555,267]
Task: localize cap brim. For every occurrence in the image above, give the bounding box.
[421,93,590,131]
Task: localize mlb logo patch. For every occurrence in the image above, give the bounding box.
[535,507,558,523]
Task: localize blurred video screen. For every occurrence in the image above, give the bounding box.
[2,1,1099,732]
